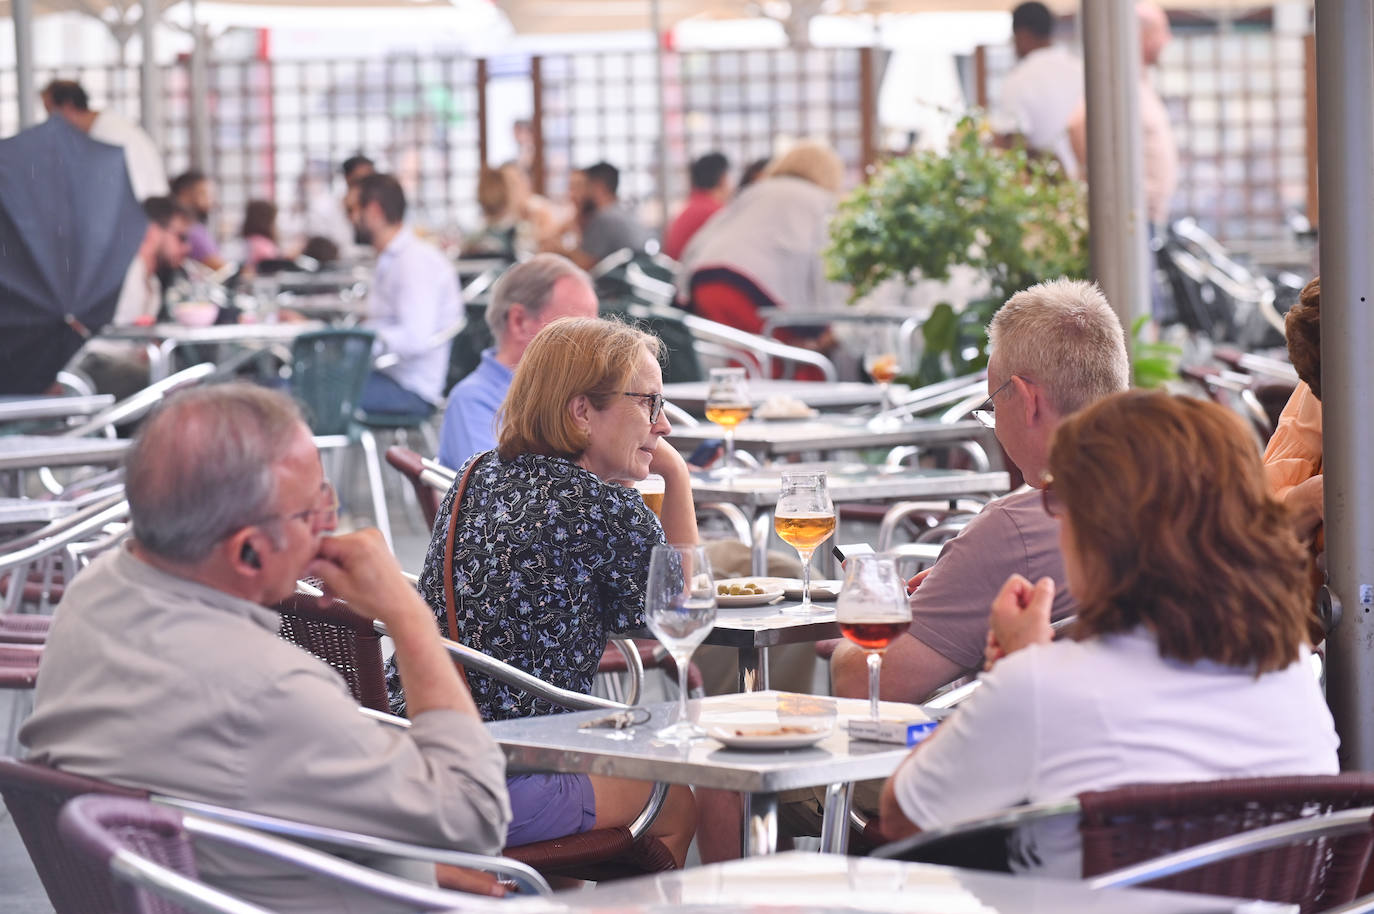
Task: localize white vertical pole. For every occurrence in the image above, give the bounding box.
[140,0,162,149]
[13,0,37,130]
[651,0,671,234]
[188,0,212,171]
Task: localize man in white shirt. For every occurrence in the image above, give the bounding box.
[991,2,1084,175]
[42,80,169,202]
[353,173,462,417]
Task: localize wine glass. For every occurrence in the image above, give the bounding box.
[836,553,911,722]
[774,471,836,615]
[704,368,751,479]
[861,323,905,430]
[644,543,717,743]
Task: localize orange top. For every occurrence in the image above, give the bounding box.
[1262,382,1322,500]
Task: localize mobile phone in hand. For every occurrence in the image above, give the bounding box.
[686,439,724,468]
[832,543,875,565]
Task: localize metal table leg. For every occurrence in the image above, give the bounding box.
[818,781,854,854]
[737,646,770,693]
[743,791,779,856]
[751,510,771,576]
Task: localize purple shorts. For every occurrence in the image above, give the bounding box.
[505,773,597,846]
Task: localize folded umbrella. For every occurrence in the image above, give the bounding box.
[0,118,147,394]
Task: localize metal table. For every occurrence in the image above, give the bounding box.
[0,497,76,528]
[691,463,1008,577]
[0,436,130,473]
[499,851,1292,914]
[705,598,841,693]
[667,416,993,460]
[664,381,885,414]
[99,321,327,382]
[488,691,918,857]
[0,395,114,425]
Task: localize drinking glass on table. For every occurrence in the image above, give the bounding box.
[861,323,905,430]
[837,553,911,722]
[632,474,665,516]
[774,471,836,614]
[645,543,717,743]
[704,367,751,479]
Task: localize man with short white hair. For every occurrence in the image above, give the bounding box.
[23,384,511,913]
[437,253,599,468]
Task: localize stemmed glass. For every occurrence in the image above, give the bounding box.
[704,367,751,479]
[774,471,836,615]
[645,544,718,743]
[861,323,905,430]
[836,554,911,722]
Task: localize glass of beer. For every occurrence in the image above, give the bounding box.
[774,471,836,614]
[634,474,665,516]
[861,322,905,430]
[837,553,911,721]
[704,367,751,479]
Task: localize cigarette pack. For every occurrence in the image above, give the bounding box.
[846,717,938,746]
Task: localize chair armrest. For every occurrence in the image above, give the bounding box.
[604,637,645,707]
[61,363,217,438]
[151,796,552,897]
[871,797,1081,861]
[1085,807,1374,891]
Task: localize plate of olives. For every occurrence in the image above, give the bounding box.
[712,577,787,608]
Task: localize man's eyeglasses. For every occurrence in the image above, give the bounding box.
[624,392,666,424]
[268,481,339,532]
[971,376,1017,429]
[1040,474,1063,518]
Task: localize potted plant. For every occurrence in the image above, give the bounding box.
[825,116,1089,385]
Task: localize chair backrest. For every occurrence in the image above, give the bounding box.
[599,299,703,384]
[58,794,205,914]
[1078,774,1374,913]
[385,446,443,530]
[446,302,494,392]
[290,329,376,437]
[0,756,149,914]
[272,593,391,713]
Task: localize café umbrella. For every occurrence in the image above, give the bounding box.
[0,117,146,394]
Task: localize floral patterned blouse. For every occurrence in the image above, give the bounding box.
[386,451,663,721]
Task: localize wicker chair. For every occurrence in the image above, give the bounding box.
[58,794,524,914]
[875,774,1374,913]
[272,592,680,882]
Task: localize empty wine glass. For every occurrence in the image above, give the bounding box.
[645,543,717,742]
[705,368,751,479]
[774,471,836,615]
[837,554,911,722]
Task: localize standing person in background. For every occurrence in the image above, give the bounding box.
[171,170,228,272]
[41,79,169,202]
[353,173,462,418]
[991,2,1083,175]
[663,152,731,261]
[545,161,649,270]
[241,200,283,268]
[736,158,771,194]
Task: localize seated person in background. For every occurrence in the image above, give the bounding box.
[437,254,599,469]
[1263,275,1323,542]
[353,173,462,417]
[241,198,283,268]
[389,318,697,864]
[462,167,519,261]
[171,169,228,272]
[776,278,1125,847]
[42,78,168,201]
[880,389,1338,875]
[22,385,511,914]
[678,141,846,337]
[301,235,340,266]
[545,161,649,270]
[663,152,730,261]
[736,157,771,194]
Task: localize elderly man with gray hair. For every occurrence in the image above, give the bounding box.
[437,253,599,468]
[22,384,511,913]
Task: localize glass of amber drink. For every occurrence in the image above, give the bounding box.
[705,367,751,479]
[774,471,836,614]
[633,474,665,516]
[837,553,911,721]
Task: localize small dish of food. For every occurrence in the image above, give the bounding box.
[712,577,787,607]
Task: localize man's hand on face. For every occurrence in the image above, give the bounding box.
[306,530,427,627]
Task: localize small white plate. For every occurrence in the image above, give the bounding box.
[778,579,842,602]
[713,578,787,608]
[707,722,835,751]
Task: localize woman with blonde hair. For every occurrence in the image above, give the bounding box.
[678,140,847,342]
[880,389,1337,877]
[387,317,698,862]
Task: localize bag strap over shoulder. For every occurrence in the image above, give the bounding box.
[443,451,488,645]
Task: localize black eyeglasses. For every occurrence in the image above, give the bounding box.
[971,376,1017,429]
[1040,474,1063,518]
[623,391,666,424]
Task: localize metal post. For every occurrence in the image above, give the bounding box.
[1079,1,1150,338]
[188,0,212,172]
[13,0,36,129]
[650,0,671,234]
[1315,0,1374,772]
[140,0,162,149]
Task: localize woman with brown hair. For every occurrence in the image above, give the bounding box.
[240,198,281,266]
[1264,275,1323,540]
[386,317,698,863]
[879,389,1337,877]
